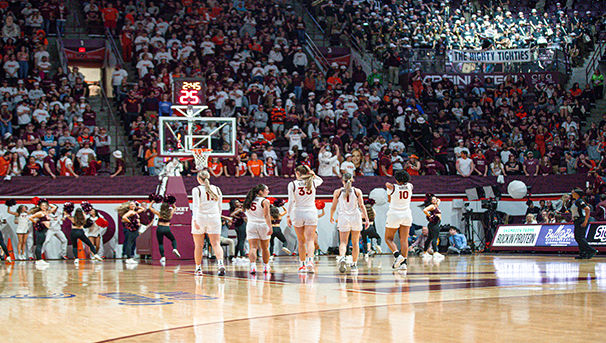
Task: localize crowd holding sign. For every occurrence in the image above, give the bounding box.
[448,49,533,64]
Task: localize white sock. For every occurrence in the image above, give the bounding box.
[264,263,269,268]
[352,262,357,267]
[306,257,313,264]
[300,261,306,267]
[218,260,224,266]
[196,264,201,270]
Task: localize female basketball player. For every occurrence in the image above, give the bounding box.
[192,170,226,276]
[421,194,443,258]
[243,184,273,274]
[385,170,413,270]
[329,173,370,274]
[7,203,29,260]
[64,207,103,263]
[29,199,57,266]
[118,201,147,264]
[287,165,323,273]
[147,196,181,263]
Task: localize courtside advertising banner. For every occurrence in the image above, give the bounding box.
[492,222,606,251]
[492,225,540,247]
[448,49,532,63]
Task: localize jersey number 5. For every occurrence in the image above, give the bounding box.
[399,191,409,200]
[298,187,312,196]
[250,203,257,211]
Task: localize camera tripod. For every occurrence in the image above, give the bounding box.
[463,209,485,253]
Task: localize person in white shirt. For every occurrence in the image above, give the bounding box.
[385,170,414,271]
[150,31,166,49]
[34,45,50,66]
[76,141,96,168]
[191,170,226,276]
[329,173,370,274]
[293,46,308,71]
[456,151,474,177]
[199,35,215,56]
[154,46,171,62]
[30,143,47,167]
[343,97,359,115]
[134,31,150,51]
[3,55,19,79]
[318,144,340,177]
[268,45,283,63]
[453,139,470,158]
[111,65,128,89]
[388,135,405,154]
[264,59,279,75]
[285,125,306,151]
[369,136,386,160]
[32,103,49,124]
[243,184,274,274]
[287,165,323,273]
[136,54,154,78]
[340,153,356,176]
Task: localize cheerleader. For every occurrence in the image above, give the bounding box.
[385,170,413,270]
[192,170,226,276]
[28,199,57,266]
[329,173,370,274]
[421,194,443,259]
[269,204,292,256]
[42,203,69,260]
[243,184,273,274]
[147,195,181,263]
[286,165,323,273]
[85,209,103,256]
[64,208,103,263]
[6,203,29,260]
[118,201,147,264]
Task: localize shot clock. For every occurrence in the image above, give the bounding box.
[172,78,206,106]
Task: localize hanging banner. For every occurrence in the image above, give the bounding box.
[448,49,532,63]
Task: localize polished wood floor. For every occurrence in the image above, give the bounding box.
[1,254,606,342]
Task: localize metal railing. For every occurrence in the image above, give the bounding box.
[105,27,124,67]
[99,84,134,175]
[586,33,606,85]
[304,33,329,72]
[55,23,69,73]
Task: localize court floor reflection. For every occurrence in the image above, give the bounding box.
[0,254,605,342]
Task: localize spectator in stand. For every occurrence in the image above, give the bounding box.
[505,154,522,175]
[472,150,488,177]
[523,151,539,177]
[340,153,355,176]
[110,150,125,178]
[247,153,264,178]
[456,151,474,178]
[208,157,223,178]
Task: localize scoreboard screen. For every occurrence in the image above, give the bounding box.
[172,78,206,105]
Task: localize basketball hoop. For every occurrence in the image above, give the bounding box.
[191,148,213,170]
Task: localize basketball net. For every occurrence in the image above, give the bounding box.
[191,148,212,170]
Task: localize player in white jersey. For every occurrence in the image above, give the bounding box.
[243,184,273,274]
[329,173,370,274]
[385,170,413,270]
[286,165,323,273]
[191,170,226,276]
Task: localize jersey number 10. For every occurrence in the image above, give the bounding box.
[399,191,409,200]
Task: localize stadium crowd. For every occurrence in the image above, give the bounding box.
[96,0,606,180]
[308,0,605,70]
[0,1,125,179]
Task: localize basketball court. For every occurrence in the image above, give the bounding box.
[1,254,605,342]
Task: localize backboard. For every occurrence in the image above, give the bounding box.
[159,114,237,158]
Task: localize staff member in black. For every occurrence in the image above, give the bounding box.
[571,188,597,260]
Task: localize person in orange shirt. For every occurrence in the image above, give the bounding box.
[101,3,119,34]
[247,153,264,178]
[208,157,223,177]
[326,74,342,90]
[261,126,276,143]
[0,153,11,176]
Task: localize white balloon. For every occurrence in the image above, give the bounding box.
[369,188,388,206]
[508,180,527,199]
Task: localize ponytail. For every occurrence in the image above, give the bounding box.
[342,173,353,196]
[244,184,266,210]
[198,171,218,201]
[295,165,314,192]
